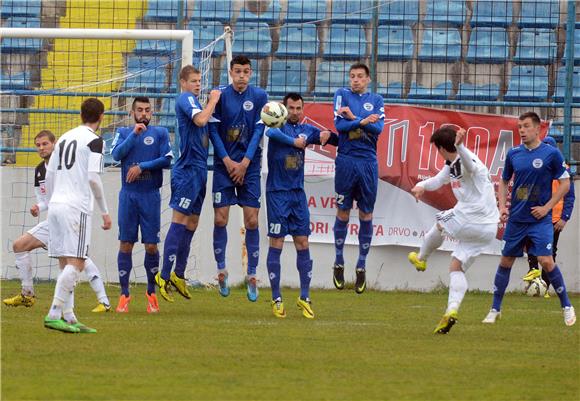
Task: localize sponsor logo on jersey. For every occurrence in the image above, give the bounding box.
[532,158,543,168]
[363,102,373,111]
[243,100,254,111]
[144,136,155,145]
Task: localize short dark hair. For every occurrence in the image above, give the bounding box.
[132,96,150,109]
[518,111,541,126]
[283,92,303,106]
[349,62,370,76]
[34,130,56,143]
[230,55,251,70]
[431,126,457,153]
[179,65,200,81]
[81,98,105,124]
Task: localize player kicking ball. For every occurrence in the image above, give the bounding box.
[408,127,499,334]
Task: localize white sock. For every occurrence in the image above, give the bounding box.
[63,289,77,324]
[48,265,78,320]
[84,258,109,305]
[447,271,468,313]
[418,224,444,261]
[15,252,34,296]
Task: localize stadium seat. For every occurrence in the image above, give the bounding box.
[125,56,168,92]
[504,66,548,101]
[466,27,509,64]
[267,60,309,96]
[0,71,31,90]
[238,0,282,24]
[330,0,373,24]
[1,17,42,54]
[231,23,272,58]
[323,25,367,60]
[456,83,500,100]
[553,67,580,102]
[562,29,580,66]
[144,0,185,23]
[377,25,413,61]
[378,1,419,26]
[275,24,318,58]
[379,81,405,99]
[313,62,349,97]
[513,29,556,65]
[518,0,560,29]
[134,40,177,56]
[423,0,466,27]
[285,0,327,24]
[189,21,225,57]
[470,0,513,28]
[408,81,453,100]
[418,28,461,63]
[0,0,41,18]
[548,125,580,143]
[191,0,233,23]
[158,98,176,133]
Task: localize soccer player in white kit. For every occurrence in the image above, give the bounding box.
[408,127,500,334]
[43,98,112,333]
[3,130,111,312]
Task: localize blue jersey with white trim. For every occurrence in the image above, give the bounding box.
[502,142,567,223]
[175,91,210,169]
[333,88,384,160]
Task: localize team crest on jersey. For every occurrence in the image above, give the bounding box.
[144,136,155,145]
[363,102,373,111]
[532,158,543,168]
[243,100,254,111]
[188,96,196,107]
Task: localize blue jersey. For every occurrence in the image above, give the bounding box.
[209,84,268,170]
[333,88,385,160]
[111,125,172,192]
[503,143,567,223]
[175,91,210,169]
[266,123,323,192]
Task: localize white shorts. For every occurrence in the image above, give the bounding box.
[27,220,49,248]
[436,209,497,270]
[47,203,92,259]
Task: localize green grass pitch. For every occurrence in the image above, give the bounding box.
[2,281,578,401]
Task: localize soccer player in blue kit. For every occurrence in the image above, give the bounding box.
[208,55,268,301]
[111,97,172,313]
[331,63,385,294]
[265,93,336,318]
[482,112,576,326]
[155,65,221,302]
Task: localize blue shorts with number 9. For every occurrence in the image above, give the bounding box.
[334,155,378,214]
[169,165,207,216]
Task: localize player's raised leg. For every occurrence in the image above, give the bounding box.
[3,233,44,307]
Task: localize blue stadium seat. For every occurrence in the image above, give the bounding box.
[379,82,405,99]
[191,0,233,23]
[285,0,326,24]
[408,81,453,100]
[1,0,41,18]
[1,17,42,54]
[275,24,318,58]
[504,66,548,101]
[518,0,560,29]
[134,40,177,56]
[418,28,461,62]
[127,56,168,70]
[238,0,282,24]
[470,0,513,28]
[553,67,580,102]
[378,1,419,26]
[0,71,31,90]
[125,56,168,92]
[423,0,466,27]
[219,59,261,87]
[456,83,500,100]
[513,29,557,65]
[144,0,185,23]
[313,62,349,97]
[563,29,580,66]
[323,25,367,60]
[267,61,309,96]
[158,98,176,133]
[466,27,509,64]
[189,21,225,57]
[330,0,373,24]
[231,23,272,58]
[548,125,580,143]
[377,25,413,61]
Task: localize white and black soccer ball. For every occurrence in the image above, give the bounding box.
[261,101,288,128]
[524,278,548,297]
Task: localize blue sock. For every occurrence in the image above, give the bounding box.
[144,251,159,295]
[161,222,185,281]
[213,225,227,270]
[174,228,195,278]
[117,251,132,296]
[333,217,348,266]
[547,266,571,308]
[246,227,259,276]
[492,265,512,311]
[267,247,282,300]
[357,219,373,270]
[297,248,312,300]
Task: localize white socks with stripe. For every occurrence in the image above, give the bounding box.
[447,271,468,314]
[418,224,444,261]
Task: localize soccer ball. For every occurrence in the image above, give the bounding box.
[525,278,548,297]
[261,102,288,128]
